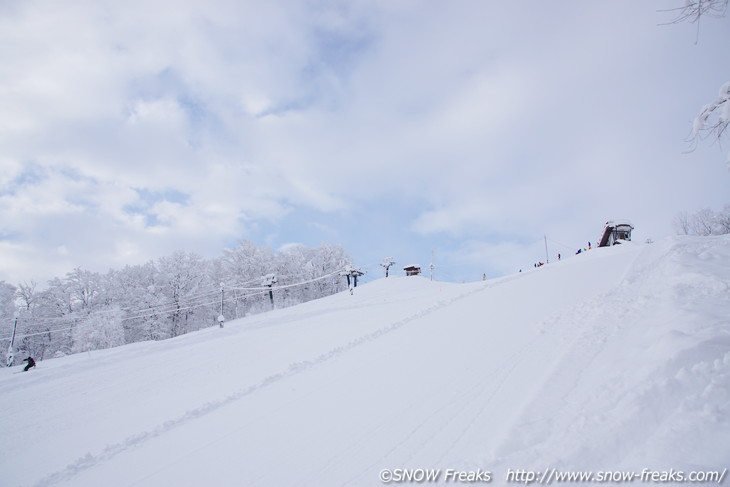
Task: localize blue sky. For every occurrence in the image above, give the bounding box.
[1,0,729,285]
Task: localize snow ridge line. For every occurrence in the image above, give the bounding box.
[31,281,495,487]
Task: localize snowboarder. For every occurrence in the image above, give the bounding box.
[23,356,35,372]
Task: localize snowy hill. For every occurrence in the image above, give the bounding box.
[1,236,729,487]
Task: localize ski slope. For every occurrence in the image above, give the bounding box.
[1,236,729,487]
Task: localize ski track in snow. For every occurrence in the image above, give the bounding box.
[313,268,611,486]
[333,341,536,487]
[31,275,526,487]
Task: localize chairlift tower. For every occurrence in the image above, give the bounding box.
[380,257,396,278]
[341,265,364,294]
[218,283,225,328]
[261,274,278,308]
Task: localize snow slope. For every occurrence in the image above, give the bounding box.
[1,236,728,487]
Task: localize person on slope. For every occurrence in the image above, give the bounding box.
[23,356,35,372]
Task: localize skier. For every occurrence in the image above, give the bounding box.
[23,356,35,372]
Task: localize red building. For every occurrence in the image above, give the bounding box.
[403,265,421,276]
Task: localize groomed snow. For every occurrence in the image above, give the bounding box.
[1,236,728,486]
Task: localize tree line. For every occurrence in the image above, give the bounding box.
[1,241,353,363]
[673,204,730,236]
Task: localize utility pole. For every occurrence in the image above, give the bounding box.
[429,249,435,281]
[6,312,18,367]
[218,283,225,328]
[544,235,550,264]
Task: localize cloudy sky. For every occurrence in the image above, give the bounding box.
[1,0,728,286]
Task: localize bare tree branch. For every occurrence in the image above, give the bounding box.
[660,0,728,42]
[662,1,730,164]
[689,82,730,164]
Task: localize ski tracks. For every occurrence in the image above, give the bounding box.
[341,342,536,487]
[485,237,730,470]
[30,281,498,487]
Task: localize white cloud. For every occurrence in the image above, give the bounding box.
[0,0,728,284]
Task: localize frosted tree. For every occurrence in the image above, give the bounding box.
[221,240,274,283]
[663,0,730,164]
[16,281,37,311]
[274,245,309,307]
[672,211,692,235]
[25,268,110,357]
[690,208,718,235]
[716,204,730,233]
[307,244,351,296]
[109,262,166,342]
[691,81,730,165]
[12,281,55,361]
[673,205,730,235]
[220,240,275,316]
[1,281,17,365]
[0,281,16,316]
[41,277,73,315]
[156,251,211,337]
[271,243,351,306]
[19,278,75,358]
[6,239,356,357]
[72,306,125,353]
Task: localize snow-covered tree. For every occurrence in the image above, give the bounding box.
[7,240,355,357]
[672,211,692,235]
[0,281,15,317]
[663,0,730,164]
[109,262,167,342]
[221,240,274,285]
[673,205,730,235]
[691,81,730,165]
[0,281,17,365]
[11,280,56,361]
[65,267,102,311]
[307,244,350,296]
[275,245,308,307]
[156,251,211,337]
[16,281,37,311]
[19,278,75,358]
[716,204,730,233]
[42,277,73,315]
[269,243,350,307]
[220,241,276,316]
[72,306,125,353]
[691,208,718,235]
